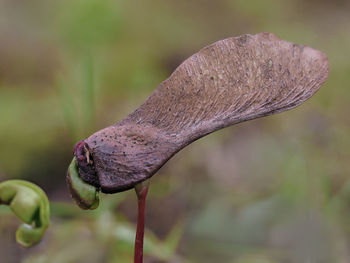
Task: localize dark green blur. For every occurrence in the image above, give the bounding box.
[0,0,349,262]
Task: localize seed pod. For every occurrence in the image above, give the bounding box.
[0,180,50,247]
[67,32,329,199]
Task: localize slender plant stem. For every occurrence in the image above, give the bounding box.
[134,180,150,263]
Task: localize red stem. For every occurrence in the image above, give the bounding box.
[134,180,150,263]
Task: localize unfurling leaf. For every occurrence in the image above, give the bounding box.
[0,180,50,247]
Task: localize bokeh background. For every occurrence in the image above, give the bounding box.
[0,0,349,262]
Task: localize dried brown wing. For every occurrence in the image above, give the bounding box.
[124,32,329,144]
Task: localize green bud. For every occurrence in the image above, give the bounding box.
[0,180,50,247]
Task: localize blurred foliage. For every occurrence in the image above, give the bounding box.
[0,0,350,262]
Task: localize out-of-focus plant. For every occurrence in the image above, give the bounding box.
[57,55,98,142]
[56,0,122,52]
[19,195,186,263]
[0,180,50,247]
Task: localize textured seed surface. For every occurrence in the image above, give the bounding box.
[80,32,328,193]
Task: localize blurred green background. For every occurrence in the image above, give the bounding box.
[0,0,349,262]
